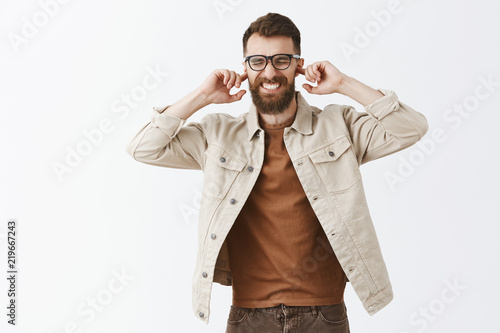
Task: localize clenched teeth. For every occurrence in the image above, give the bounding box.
[261,82,281,90]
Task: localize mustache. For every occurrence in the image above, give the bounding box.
[252,76,288,87]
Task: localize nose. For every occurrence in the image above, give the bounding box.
[261,59,280,79]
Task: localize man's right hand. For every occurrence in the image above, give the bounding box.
[197,69,248,104]
[159,69,248,120]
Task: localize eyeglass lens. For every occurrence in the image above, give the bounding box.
[249,55,291,70]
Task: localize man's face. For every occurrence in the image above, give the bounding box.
[243,34,304,115]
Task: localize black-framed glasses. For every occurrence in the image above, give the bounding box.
[244,54,300,71]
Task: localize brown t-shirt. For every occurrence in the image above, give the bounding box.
[225,110,346,308]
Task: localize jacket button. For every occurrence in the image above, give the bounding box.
[247,166,254,172]
[328,151,334,156]
[202,272,208,278]
[199,312,204,318]
[230,198,236,204]
[211,233,216,239]
[220,157,226,163]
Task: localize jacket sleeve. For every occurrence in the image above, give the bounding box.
[125,105,210,170]
[342,88,429,165]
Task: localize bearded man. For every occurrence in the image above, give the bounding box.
[126,12,429,333]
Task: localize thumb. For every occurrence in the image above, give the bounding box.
[230,89,246,102]
[302,83,316,94]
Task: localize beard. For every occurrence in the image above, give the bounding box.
[249,75,296,115]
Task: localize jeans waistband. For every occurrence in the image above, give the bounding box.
[231,300,345,316]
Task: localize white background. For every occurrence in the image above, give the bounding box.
[1,0,499,332]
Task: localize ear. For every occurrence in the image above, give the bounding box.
[295,58,305,77]
[242,61,247,73]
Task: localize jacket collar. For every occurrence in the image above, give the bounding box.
[246,91,314,141]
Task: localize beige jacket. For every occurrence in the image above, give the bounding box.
[125,89,429,324]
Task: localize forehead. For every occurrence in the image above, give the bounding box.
[245,34,295,56]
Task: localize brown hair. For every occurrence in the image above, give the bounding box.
[242,13,301,56]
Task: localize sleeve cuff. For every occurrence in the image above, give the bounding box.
[364,88,399,120]
[150,105,186,138]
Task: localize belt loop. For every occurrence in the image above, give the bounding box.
[249,308,256,317]
[311,305,318,316]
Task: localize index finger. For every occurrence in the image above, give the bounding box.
[235,72,248,88]
[239,71,248,82]
[295,66,306,75]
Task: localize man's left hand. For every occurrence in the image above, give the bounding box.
[296,61,348,95]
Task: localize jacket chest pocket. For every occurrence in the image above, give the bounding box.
[203,145,246,199]
[307,135,361,193]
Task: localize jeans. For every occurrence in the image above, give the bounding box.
[225,300,350,333]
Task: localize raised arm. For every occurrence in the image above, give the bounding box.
[297,60,429,165]
[125,69,248,170]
